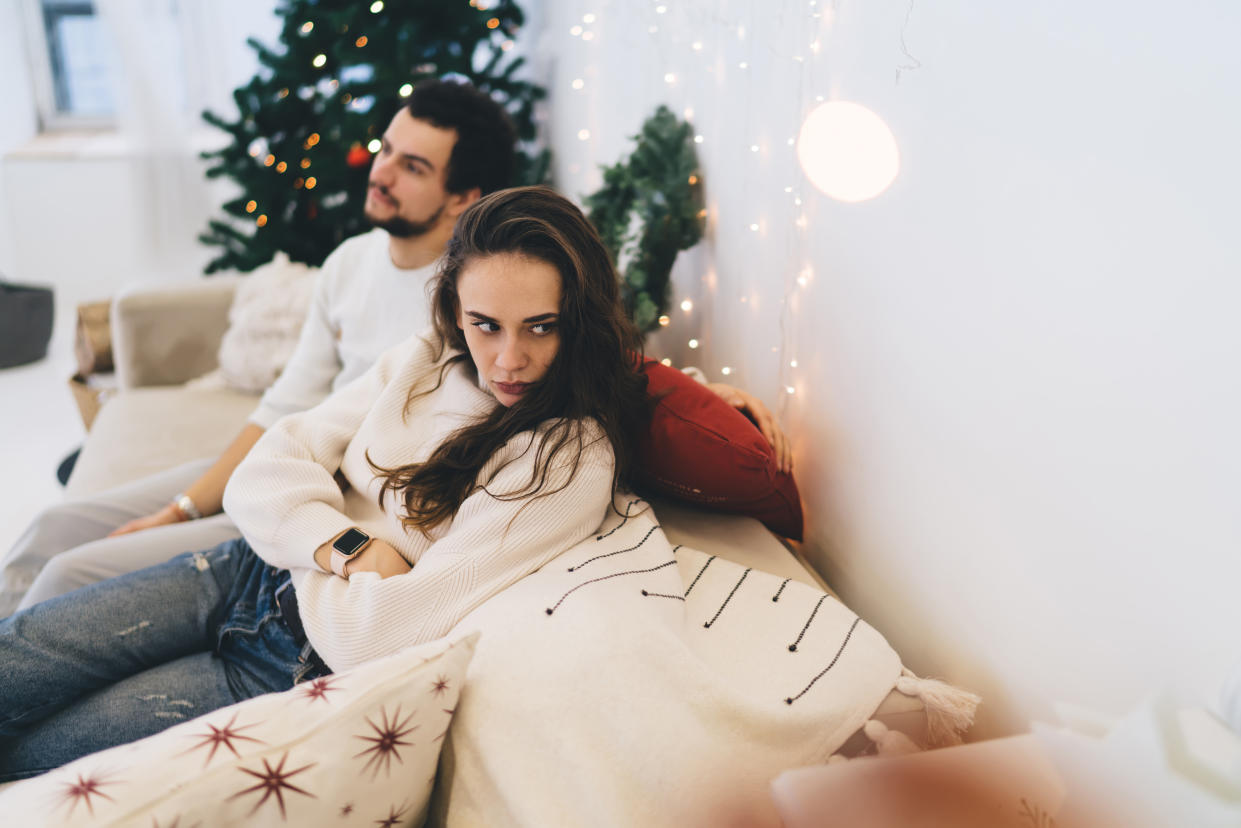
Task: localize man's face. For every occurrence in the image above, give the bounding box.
[364,109,461,238]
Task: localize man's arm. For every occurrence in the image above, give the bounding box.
[109,258,349,538]
[108,423,266,537]
[705,383,792,473]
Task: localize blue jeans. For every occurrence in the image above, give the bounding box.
[0,538,329,781]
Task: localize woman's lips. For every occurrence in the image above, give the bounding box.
[493,381,530,396]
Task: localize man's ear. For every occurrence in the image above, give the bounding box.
[446,186,483,218]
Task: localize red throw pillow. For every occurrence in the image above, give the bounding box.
[636,359,804,540]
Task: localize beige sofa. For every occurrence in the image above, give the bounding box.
[65,277,931,747]
[66,277,259,497]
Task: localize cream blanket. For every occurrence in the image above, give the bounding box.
[431,494,907,827]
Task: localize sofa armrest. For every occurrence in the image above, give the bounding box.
[111,276,240,389]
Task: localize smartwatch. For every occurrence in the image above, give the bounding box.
[330,528,372,577]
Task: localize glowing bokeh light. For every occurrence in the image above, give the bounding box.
[797,101,899,202]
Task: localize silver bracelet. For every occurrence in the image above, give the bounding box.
[172,492,203,521]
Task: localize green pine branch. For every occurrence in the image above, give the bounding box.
[584,105,705,334]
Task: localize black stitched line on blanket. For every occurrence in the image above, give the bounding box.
[569,525,661,572]
[772,578,791,602]
[683,555,716,597]
[788,594,828,652]
[641,590,685,601]
[704,568,751,628]
[545,560,677,615]
[785,617,861,705]
[595,498,644,541]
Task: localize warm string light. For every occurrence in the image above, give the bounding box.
[556,3,834,409]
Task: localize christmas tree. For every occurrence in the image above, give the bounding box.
[199,0,546,274]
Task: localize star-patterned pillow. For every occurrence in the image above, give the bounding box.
[0,631,476,827]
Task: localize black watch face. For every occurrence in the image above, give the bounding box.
[333,528,369,556]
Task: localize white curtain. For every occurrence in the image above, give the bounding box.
[93,0,280,277]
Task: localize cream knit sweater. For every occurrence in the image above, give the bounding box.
[223,332,615,672]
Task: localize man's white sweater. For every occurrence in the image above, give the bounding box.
[224,332,614,672]
[249,228,439,429]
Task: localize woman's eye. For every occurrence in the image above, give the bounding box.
[531,323,557,336]
[471,321,499,333]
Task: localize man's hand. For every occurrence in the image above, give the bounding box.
[108,504,185,538]
[705,383,793,473]
[346,539,412,579]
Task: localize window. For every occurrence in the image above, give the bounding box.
[22,0,117,127]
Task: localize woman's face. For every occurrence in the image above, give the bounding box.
[456,252,563,407]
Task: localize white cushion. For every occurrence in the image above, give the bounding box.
[0,632,476,827]
[211,253,316,394]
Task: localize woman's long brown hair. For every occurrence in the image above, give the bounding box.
[370,186,650,533]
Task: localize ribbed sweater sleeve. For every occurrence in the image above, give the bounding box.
[224,333,437,567]
[248,262,343,429]
[295,424,614,672]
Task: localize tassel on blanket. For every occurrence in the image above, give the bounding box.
[862,719,921,756]
[895,669,982,747]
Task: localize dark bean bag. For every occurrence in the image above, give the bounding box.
[0,281,54,369]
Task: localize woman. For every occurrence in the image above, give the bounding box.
[0,186,650,780]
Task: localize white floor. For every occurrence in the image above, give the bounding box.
[0,301,90,555]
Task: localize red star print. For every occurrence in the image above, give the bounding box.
[430,675,451,696]
[228,752,317,818]
[299,675,341,704]
[353,705,418,779]
[374,800,410,828]
[182,711,264,766]
[58,770,116,817]
[435,706,456,741]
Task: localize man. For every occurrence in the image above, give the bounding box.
[0,79,788,615]
[0,80,515,613]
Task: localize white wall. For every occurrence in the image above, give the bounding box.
[542,0,1241,738]
[0,0,39,279]
[0,0,281,310]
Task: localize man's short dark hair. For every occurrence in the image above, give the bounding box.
[406,79,517,197]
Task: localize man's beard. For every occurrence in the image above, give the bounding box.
[364,196,446,238]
